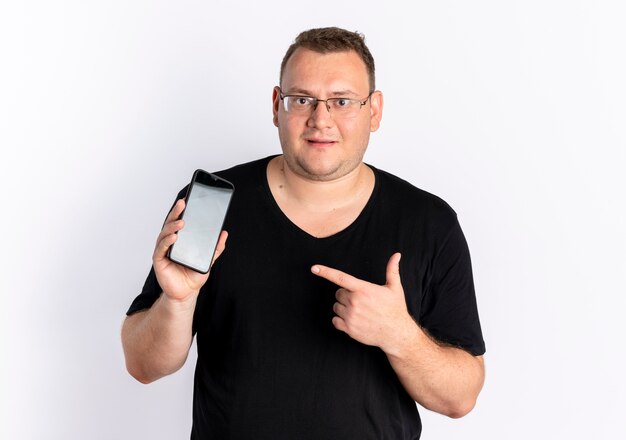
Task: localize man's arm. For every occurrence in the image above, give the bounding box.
[121,199,227,384]
[122,294,197,384]
[311,253,485,418]
[384,320,485,418]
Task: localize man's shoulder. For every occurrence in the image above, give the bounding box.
[372,165,457,219]
[208,155,276,190]
[173,156,273,201]
[213,156,274,179]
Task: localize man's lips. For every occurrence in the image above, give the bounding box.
[306,138,337,147]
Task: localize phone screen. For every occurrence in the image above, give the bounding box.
[168,170,234,273]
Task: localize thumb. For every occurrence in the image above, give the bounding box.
[385,252,402,290]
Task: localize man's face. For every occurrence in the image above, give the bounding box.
[273,48,383,182]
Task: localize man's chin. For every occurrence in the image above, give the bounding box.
[292,157,360,182]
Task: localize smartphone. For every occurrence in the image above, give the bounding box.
[167,169,234,274]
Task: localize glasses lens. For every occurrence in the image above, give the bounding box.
[328,98,361,117]
[284,96,314,114]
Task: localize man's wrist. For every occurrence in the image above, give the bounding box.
[159,291,199,315]
[381,314,422,359]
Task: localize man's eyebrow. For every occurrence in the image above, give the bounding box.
[283,88,314,96]
[329,90,359,97]
[283,88,359,97]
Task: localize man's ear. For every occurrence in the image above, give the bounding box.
[369,91,383,132]
[272,86,281,127]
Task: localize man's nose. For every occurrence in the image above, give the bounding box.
[307,101,333,127]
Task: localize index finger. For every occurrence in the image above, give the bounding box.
[311,264,363,290]
[165,198,185,224]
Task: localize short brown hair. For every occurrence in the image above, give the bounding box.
[280,27,376,92]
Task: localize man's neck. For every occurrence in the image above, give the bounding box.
[268,155,374,212]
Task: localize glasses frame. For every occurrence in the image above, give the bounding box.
[278,87,374,117]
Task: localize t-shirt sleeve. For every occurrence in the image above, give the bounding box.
[126,266,162,315]
[126,188,189,316]
[419,216,486,356]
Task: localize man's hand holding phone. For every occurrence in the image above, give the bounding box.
[152,198,228,304]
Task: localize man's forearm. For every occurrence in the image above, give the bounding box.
[121,293,197,384]
[384,320,485,418]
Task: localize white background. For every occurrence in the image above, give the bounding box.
[1,1,625,438]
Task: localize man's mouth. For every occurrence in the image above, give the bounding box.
[306,138,336,147]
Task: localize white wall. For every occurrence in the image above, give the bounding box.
[1,1,625,438]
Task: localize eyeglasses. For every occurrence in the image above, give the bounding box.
[278,88,373,119]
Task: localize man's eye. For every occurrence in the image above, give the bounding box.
[332,99,350,108]
[294,97,311,106]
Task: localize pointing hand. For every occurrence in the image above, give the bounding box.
[311,253,414,351]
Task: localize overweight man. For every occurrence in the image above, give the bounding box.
[122,27,486,439]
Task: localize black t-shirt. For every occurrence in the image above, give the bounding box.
[127,156,485,439]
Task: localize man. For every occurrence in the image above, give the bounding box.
[122,27,485,439]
